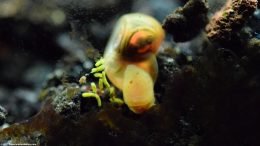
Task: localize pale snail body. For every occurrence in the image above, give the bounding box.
[104,13,165,113]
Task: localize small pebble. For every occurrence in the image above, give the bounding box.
[0,106,7,126]
[253,9,260,19]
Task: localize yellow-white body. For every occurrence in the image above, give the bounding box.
[104,13,164,113]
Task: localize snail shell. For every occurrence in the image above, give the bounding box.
[104,13,164,113]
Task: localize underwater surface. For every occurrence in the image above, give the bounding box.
[0,0,259,145]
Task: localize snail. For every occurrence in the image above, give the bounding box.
[104,13,165,113]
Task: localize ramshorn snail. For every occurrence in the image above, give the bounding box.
[104,13,165,113]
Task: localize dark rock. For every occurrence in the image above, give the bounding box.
[163,0,208,42]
